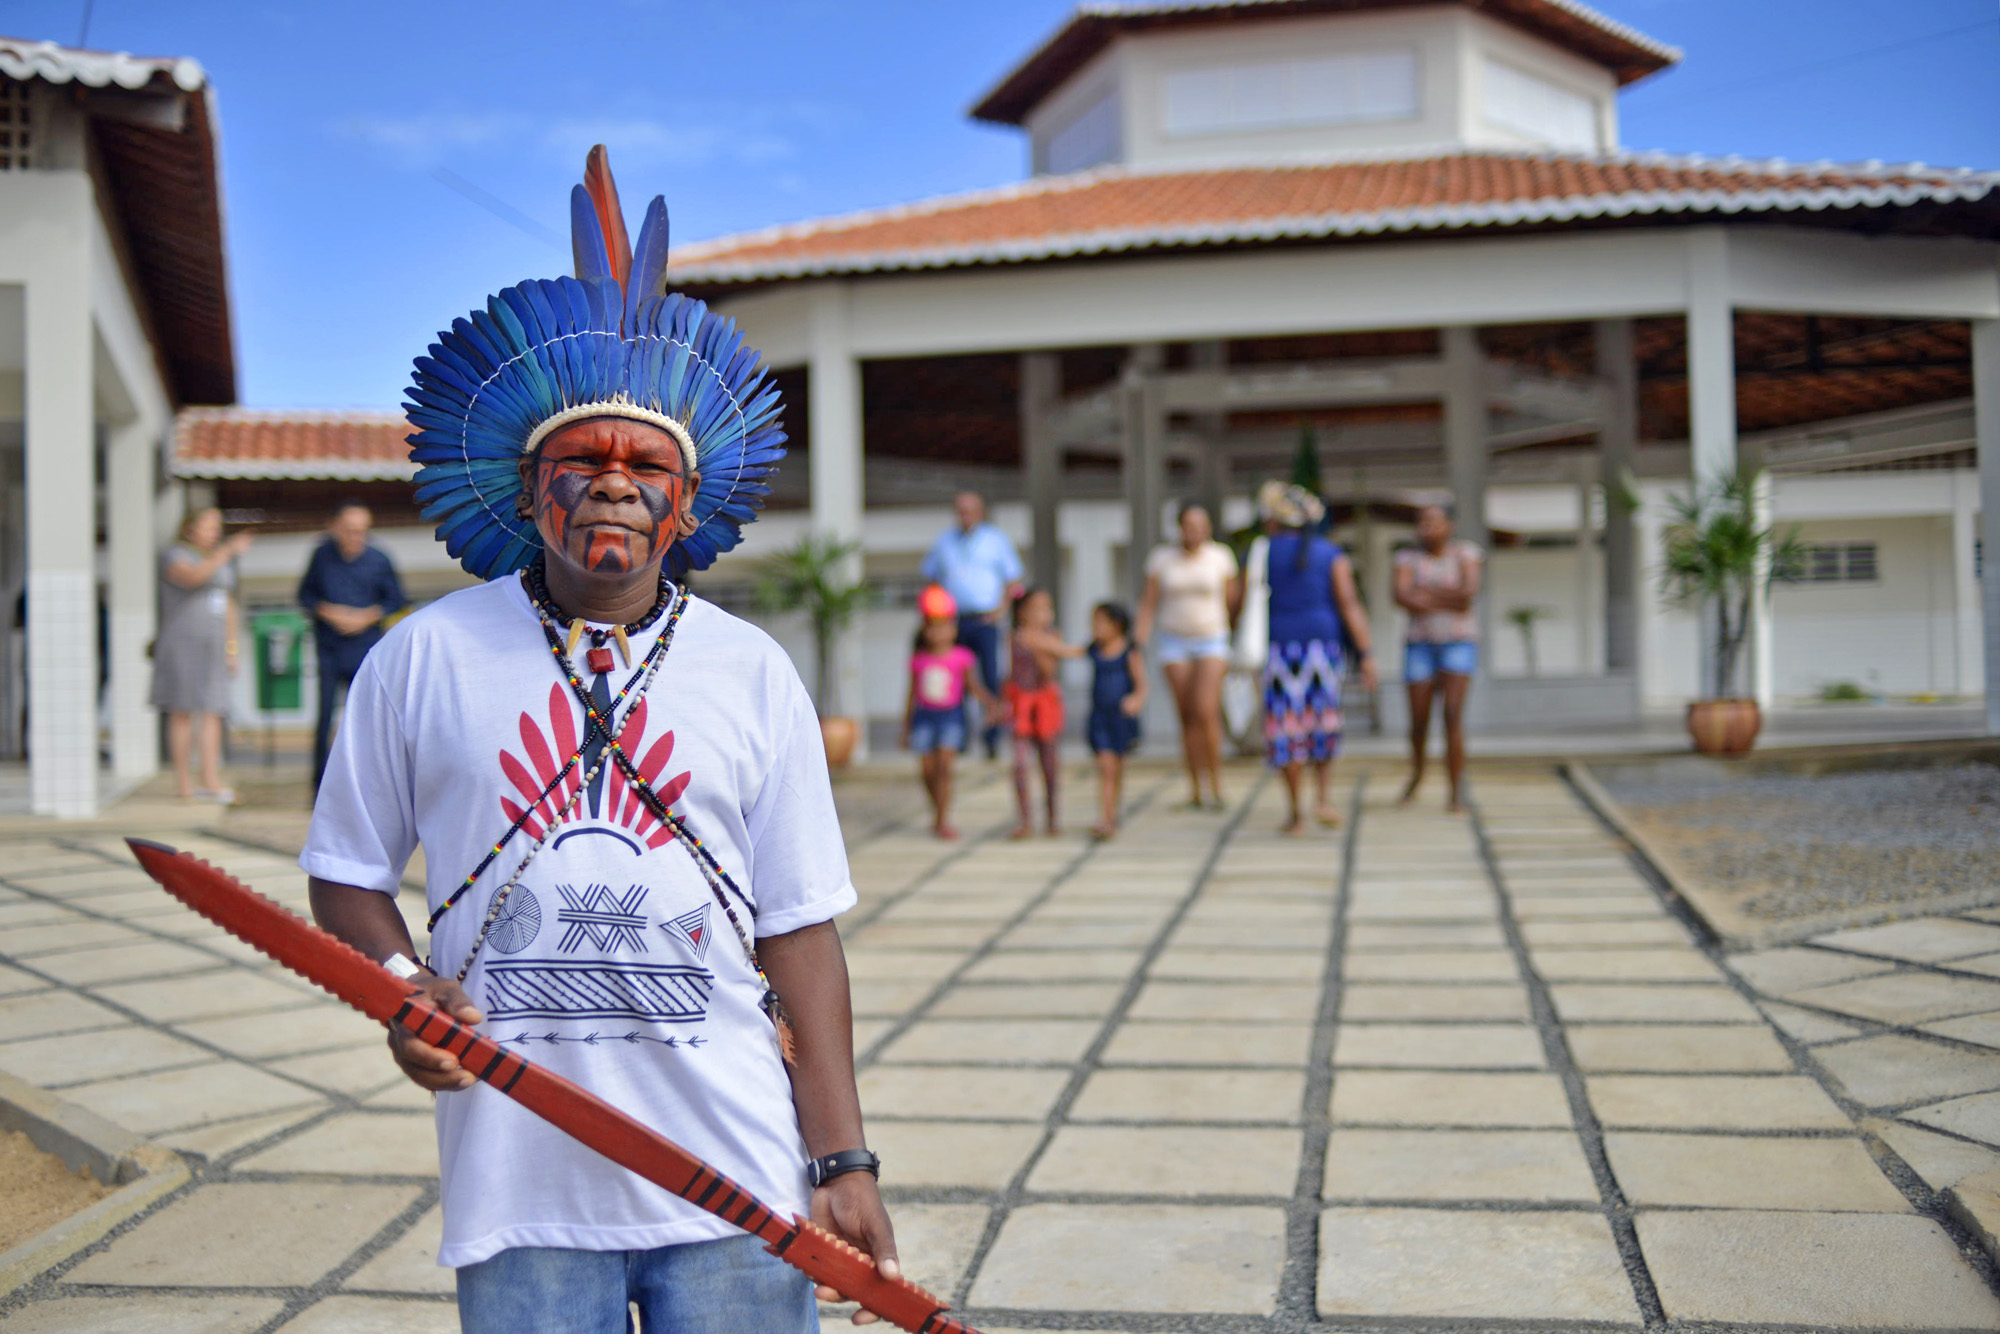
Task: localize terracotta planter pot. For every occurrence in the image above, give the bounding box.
[1685,698,1762,757]
[819,716,859,770]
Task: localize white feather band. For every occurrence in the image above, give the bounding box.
[523,399,699,474]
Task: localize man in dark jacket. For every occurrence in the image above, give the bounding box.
[297,501,406,791]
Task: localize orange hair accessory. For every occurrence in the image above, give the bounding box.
[918,584,957,621]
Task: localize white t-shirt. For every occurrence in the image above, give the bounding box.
[300,576,855,1268]
[1146,541,1239,640]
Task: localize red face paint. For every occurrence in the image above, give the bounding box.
[531,418,691,576]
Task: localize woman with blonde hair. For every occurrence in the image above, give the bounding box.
[153,507,251,802]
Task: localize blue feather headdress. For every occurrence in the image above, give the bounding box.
[404,147,786,580]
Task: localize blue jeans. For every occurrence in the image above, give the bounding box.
[955,615,1003,758]
[456,1234,816,1334]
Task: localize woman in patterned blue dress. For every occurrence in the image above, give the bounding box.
[1258,482,1378,834]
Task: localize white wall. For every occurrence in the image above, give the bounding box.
[1769,515,1963,700]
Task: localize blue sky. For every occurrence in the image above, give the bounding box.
[10,0,1999,408]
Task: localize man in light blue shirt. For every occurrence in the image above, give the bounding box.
[921,492,1023,759]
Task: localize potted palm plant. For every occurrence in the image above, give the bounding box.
[1658,471,1805,756]
[754,534,876,769]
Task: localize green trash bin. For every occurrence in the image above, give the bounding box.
[251,610,308,711]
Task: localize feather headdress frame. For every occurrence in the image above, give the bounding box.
[404,146,786,581]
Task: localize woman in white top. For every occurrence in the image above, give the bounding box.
[1135,503,1241,809]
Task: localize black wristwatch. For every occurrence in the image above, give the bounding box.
[806,1148,881,1188]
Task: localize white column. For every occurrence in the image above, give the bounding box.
[1749,469,1775,708]
[1952,471,1982,699]
[808,284,867,753]
[1020,351,1061,596]
[1441,326,1488,548]
[1442,325,1489,725]
[1063,504,1116,645]
[1122,344,1166,604]
[24,231,99,817]
[107,419,158,783]
[1634,489,1665,705]
[1974,318,2000,734]
[1686,229,1758,699]
[1595,319,1639,672]
[1191,341,1228,521]
[1574,476,1596,674]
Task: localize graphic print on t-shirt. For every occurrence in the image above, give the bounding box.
[483,683,718,1037]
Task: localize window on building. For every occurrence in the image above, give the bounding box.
[1162,49,1419,138]
[0,80,34,170]
[1045,91,1121,175]
[1480,57,1599,152]
[1797,542,1879,584]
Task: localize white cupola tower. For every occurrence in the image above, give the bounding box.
[972,0,1680,176]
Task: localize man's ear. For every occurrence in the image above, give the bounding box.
[514,453,535,519]
[673,471,702,539]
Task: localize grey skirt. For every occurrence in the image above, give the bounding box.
[151,625,233,716]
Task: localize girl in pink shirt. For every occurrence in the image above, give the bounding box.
[902,596,997,839]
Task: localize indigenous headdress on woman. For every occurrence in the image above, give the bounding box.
[405,147,786,581]
[1256,480,1326,529]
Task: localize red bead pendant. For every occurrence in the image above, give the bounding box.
[586,646,615,675]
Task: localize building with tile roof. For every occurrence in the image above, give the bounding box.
[195,0,1999,750]
[0,36,235,815]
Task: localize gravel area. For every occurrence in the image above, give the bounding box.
[1594,761,2000,925]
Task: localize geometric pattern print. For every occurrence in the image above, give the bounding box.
[481,959,714,1022]
[661,903,711,961]
[1263,638,1345,767]
[498,682,692,848]
[555,883,650,954]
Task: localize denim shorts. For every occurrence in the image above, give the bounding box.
[456,1234,815,1334]
[908,704,967,753]
[1404,640,1478,683]
[1154,632,1232,665]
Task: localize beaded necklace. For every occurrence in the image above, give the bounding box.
[426,565,679,940]
[520,567,797,1062]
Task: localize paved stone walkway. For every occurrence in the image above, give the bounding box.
[1,763,1999,1330]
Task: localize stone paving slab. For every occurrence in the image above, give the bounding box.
[1317,1207,1639,1322]
[69,1181,422,1286]
[970,1203,1287,1313]
[1585,1074,1852,1130]
[1566,1022,1794,1072]
[0,1296,289,1332]
[1322,1128,1598,1202]
[61,1059,325,1134]
[1030,1124,1300,1197]
[1604,1131,1913,1210]
[1069,1068,1305,1123]
[0,1024,213,1087]
[1637,1209,2000,1326]
[1330,1070,1573,1127]
[279,1297,459,1334]
[1097,1020,1313,1067]
[237,1112,440,1176]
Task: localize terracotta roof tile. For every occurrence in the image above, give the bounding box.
[174,409,411,479]
[670,152,2000,283]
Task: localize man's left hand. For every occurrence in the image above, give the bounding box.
[809,1171,900,1325]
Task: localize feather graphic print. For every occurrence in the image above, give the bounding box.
[499,683,691,848]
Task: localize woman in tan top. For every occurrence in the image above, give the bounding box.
[1393,504,1484,813]
[1135,503,1241,809]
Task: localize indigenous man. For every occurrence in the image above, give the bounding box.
[304,150,897,1332]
